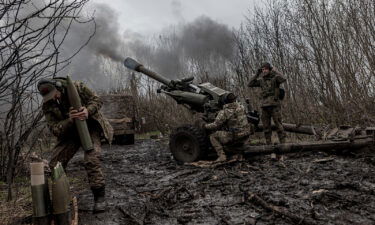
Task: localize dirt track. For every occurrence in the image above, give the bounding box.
[68,139,375,225]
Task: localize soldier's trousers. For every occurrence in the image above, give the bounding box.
[209,131,249,158]
[261,105,286,144]
[209,131,233,158]
[49,128,105,189]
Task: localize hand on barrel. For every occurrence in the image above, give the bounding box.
[69,106,88,121]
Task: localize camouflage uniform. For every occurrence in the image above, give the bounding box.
[205,102,251,161]
[42,80,113,189]
[248,69,286,144]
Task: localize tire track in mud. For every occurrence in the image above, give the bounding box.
[71,140,375,225]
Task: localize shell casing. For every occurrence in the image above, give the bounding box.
[66,76,94,151]
[51,162,71,215]
[30,162,51,224]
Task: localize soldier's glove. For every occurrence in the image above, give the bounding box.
[256,68,262,76]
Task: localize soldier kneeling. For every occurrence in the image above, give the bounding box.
[193,93,251,166]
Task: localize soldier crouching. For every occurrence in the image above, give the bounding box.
[37,77,113,213]
[192,93,250,166]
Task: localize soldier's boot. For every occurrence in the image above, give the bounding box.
[92,186,107,213]
[215,148,227,162]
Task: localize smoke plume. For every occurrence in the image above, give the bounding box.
[58,3,235,88]
[171,0,184,21]
[127,16,235,79]
[179,16,234,61]
[57,3,125,89]
[87,4,124,62]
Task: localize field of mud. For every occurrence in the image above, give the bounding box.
[60,139,375,225]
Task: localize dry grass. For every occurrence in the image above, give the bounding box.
[0,179,32,225]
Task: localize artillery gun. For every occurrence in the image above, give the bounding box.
[124,58,374,162]
[124,57,232,161]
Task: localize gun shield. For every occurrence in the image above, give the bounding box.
[66,76,94,151]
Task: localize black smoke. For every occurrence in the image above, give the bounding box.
[180,16,235,61]
[57,3,125,89]
[127,16,235,79]
[58,4,235,88]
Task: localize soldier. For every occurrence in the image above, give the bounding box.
[194,93,251,166]
[248,62,286,145]
[37,77,113,213]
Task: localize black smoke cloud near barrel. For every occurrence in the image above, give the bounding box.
[56,3,124,89]
[57,3,235,89]
[128,16,235,79]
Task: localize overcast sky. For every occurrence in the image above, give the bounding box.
[90,0,259,36]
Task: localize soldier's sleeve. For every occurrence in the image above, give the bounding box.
[76,82,103,117]
[205,110,227,130]
[274,70,286,84]
[42,106,73,138]
[247,75,260,87]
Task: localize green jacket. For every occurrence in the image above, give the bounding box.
[248,70,286,107]
[205,102,250,137]
[42,80,113,143]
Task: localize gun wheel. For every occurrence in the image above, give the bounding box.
[169,125,209,162]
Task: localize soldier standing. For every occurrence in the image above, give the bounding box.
[37,77,113,213]
[195,93,250,165]
[248,63,286,145]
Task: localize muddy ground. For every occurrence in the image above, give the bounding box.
[11,139,374,225]
[59,139,374,225]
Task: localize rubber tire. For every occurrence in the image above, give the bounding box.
[169,125,209,162]
[115,134,135,145]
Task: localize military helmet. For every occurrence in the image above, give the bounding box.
[224,92,237,104]
[37,78,64,102]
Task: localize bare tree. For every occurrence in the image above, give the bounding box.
[235,0,375,126]
[0,0,93,201]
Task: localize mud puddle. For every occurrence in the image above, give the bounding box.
[66,139,375,225]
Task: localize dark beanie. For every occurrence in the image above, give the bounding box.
[225,93,237,103]
[261,62,272,70]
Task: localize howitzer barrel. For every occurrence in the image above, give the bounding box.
[124,57,171,86]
